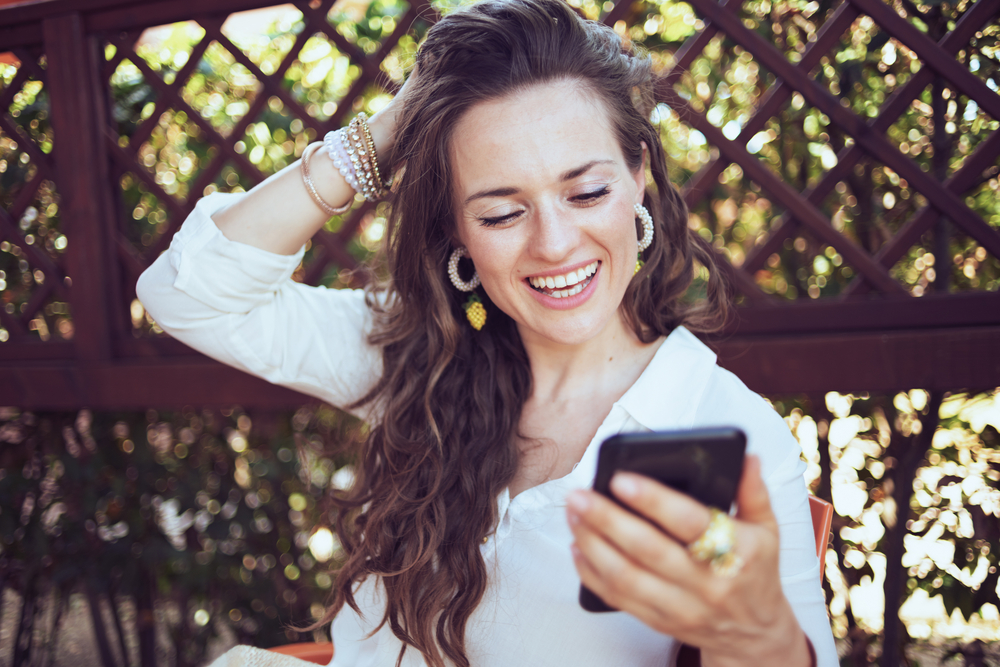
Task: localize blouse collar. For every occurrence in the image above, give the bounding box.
[615,325,718,433]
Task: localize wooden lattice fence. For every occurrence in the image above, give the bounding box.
[1,0,998,409]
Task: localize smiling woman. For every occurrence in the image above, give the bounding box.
[135,0,836,665]
[451,81,647,342]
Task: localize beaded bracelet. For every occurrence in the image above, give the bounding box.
[321,113,388,203]
[357,112,384,194]
[347,118,380,201]
[324,129,361,194]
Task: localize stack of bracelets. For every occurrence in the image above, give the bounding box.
[300,111,387,218]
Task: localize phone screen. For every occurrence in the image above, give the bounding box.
[579,427,746,613]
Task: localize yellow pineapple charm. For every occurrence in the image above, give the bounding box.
[464,293,486,330]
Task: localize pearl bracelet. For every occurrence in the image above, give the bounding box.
[318,113,388,204]
[324,129,361,194]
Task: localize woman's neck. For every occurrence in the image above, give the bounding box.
[519,310,658,403]
[508,312,663,497]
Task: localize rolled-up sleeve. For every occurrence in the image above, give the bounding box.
[136,192,382,416]
[696,368,838,667]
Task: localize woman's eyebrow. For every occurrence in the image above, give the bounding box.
[560,159,615,181]
[463,160,616,205]
[464,186,520,205]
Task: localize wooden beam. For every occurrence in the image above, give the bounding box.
[2,325,998,408]
[1,359,312,409]
[725,291,1000,336]
[713,326,1000,395]
[43,13,114,361]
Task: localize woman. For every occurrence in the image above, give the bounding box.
[137,0,837,665]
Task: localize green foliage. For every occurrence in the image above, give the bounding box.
[911,394,1000,622]
[0,406,361,664]
[0,62,66,344]
[626,0,1000,301]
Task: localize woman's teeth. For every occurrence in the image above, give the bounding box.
[528,261,599,298]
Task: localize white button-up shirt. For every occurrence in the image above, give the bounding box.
[137,193,837,667]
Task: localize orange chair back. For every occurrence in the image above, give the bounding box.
[808,495,833,581]
[268,641,334,664]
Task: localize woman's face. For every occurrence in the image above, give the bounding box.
[450,79,646,348]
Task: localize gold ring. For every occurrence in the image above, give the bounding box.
[687,508,744,577]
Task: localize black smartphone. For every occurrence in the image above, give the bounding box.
[578,427,747,613]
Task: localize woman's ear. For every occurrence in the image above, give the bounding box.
[633,141,649,205]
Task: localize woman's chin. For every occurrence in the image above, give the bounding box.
[513,309,622,348]
[493,267,634,347]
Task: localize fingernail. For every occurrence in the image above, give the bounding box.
[611,473,639,499]
[567,510,580,526]
[570,544,582,560]
[567,491,591,513]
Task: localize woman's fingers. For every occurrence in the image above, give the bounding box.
[606,472,713,544]
[565,454,783,616]
[734,455,777,532]
[570,522,713,640]
[567,490,700,582]
[568,457,806,662]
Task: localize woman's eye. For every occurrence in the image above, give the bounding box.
[572,186,610,202]
[479,211,521,227]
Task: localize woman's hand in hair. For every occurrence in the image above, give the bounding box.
[367,65,420,161]
[566,455,812,667]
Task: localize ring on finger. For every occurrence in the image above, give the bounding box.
[687,508,744,578]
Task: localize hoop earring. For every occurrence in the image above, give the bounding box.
[448,247,486,330]
[635,203,654,252]
[634,203,654,274]
[448,247,480,292]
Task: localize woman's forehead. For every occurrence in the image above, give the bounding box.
[449,80,624,196]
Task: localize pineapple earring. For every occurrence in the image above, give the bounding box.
[448,247,486,330]
[634,203,654,274]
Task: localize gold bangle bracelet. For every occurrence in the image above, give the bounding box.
[345,120,377,201]
[301,142,353,217]
[356,112,384,193]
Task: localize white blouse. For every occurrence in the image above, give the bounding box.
[137,192,837,667]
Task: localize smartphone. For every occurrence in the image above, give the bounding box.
[578,427,747,613]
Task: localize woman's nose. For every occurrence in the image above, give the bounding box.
[529,206,580,262]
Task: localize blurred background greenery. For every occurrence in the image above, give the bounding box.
[1,0,999,665]
[0,406,362,666]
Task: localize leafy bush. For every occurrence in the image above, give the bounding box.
[0,406,360,666]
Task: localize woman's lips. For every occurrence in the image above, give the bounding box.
[526,260,599,298]
[525,261,601,309]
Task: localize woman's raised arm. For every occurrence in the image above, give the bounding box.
[134,79,415,415]
[210,100,403,255]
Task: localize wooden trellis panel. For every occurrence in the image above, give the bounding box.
[0,0,998,408]
[99,0,430,355]
[659,0,1000,391]
[0,45,69,355]
[675,0,1000,295]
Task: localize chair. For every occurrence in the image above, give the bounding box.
[808,495,833,581]
[272,497,836,666]
[268,641,333,664]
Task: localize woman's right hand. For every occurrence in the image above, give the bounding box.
[566,456,813,667]
[212,66,419,255]
[367,65,420,162]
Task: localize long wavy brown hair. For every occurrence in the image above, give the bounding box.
[316,1,730,665]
